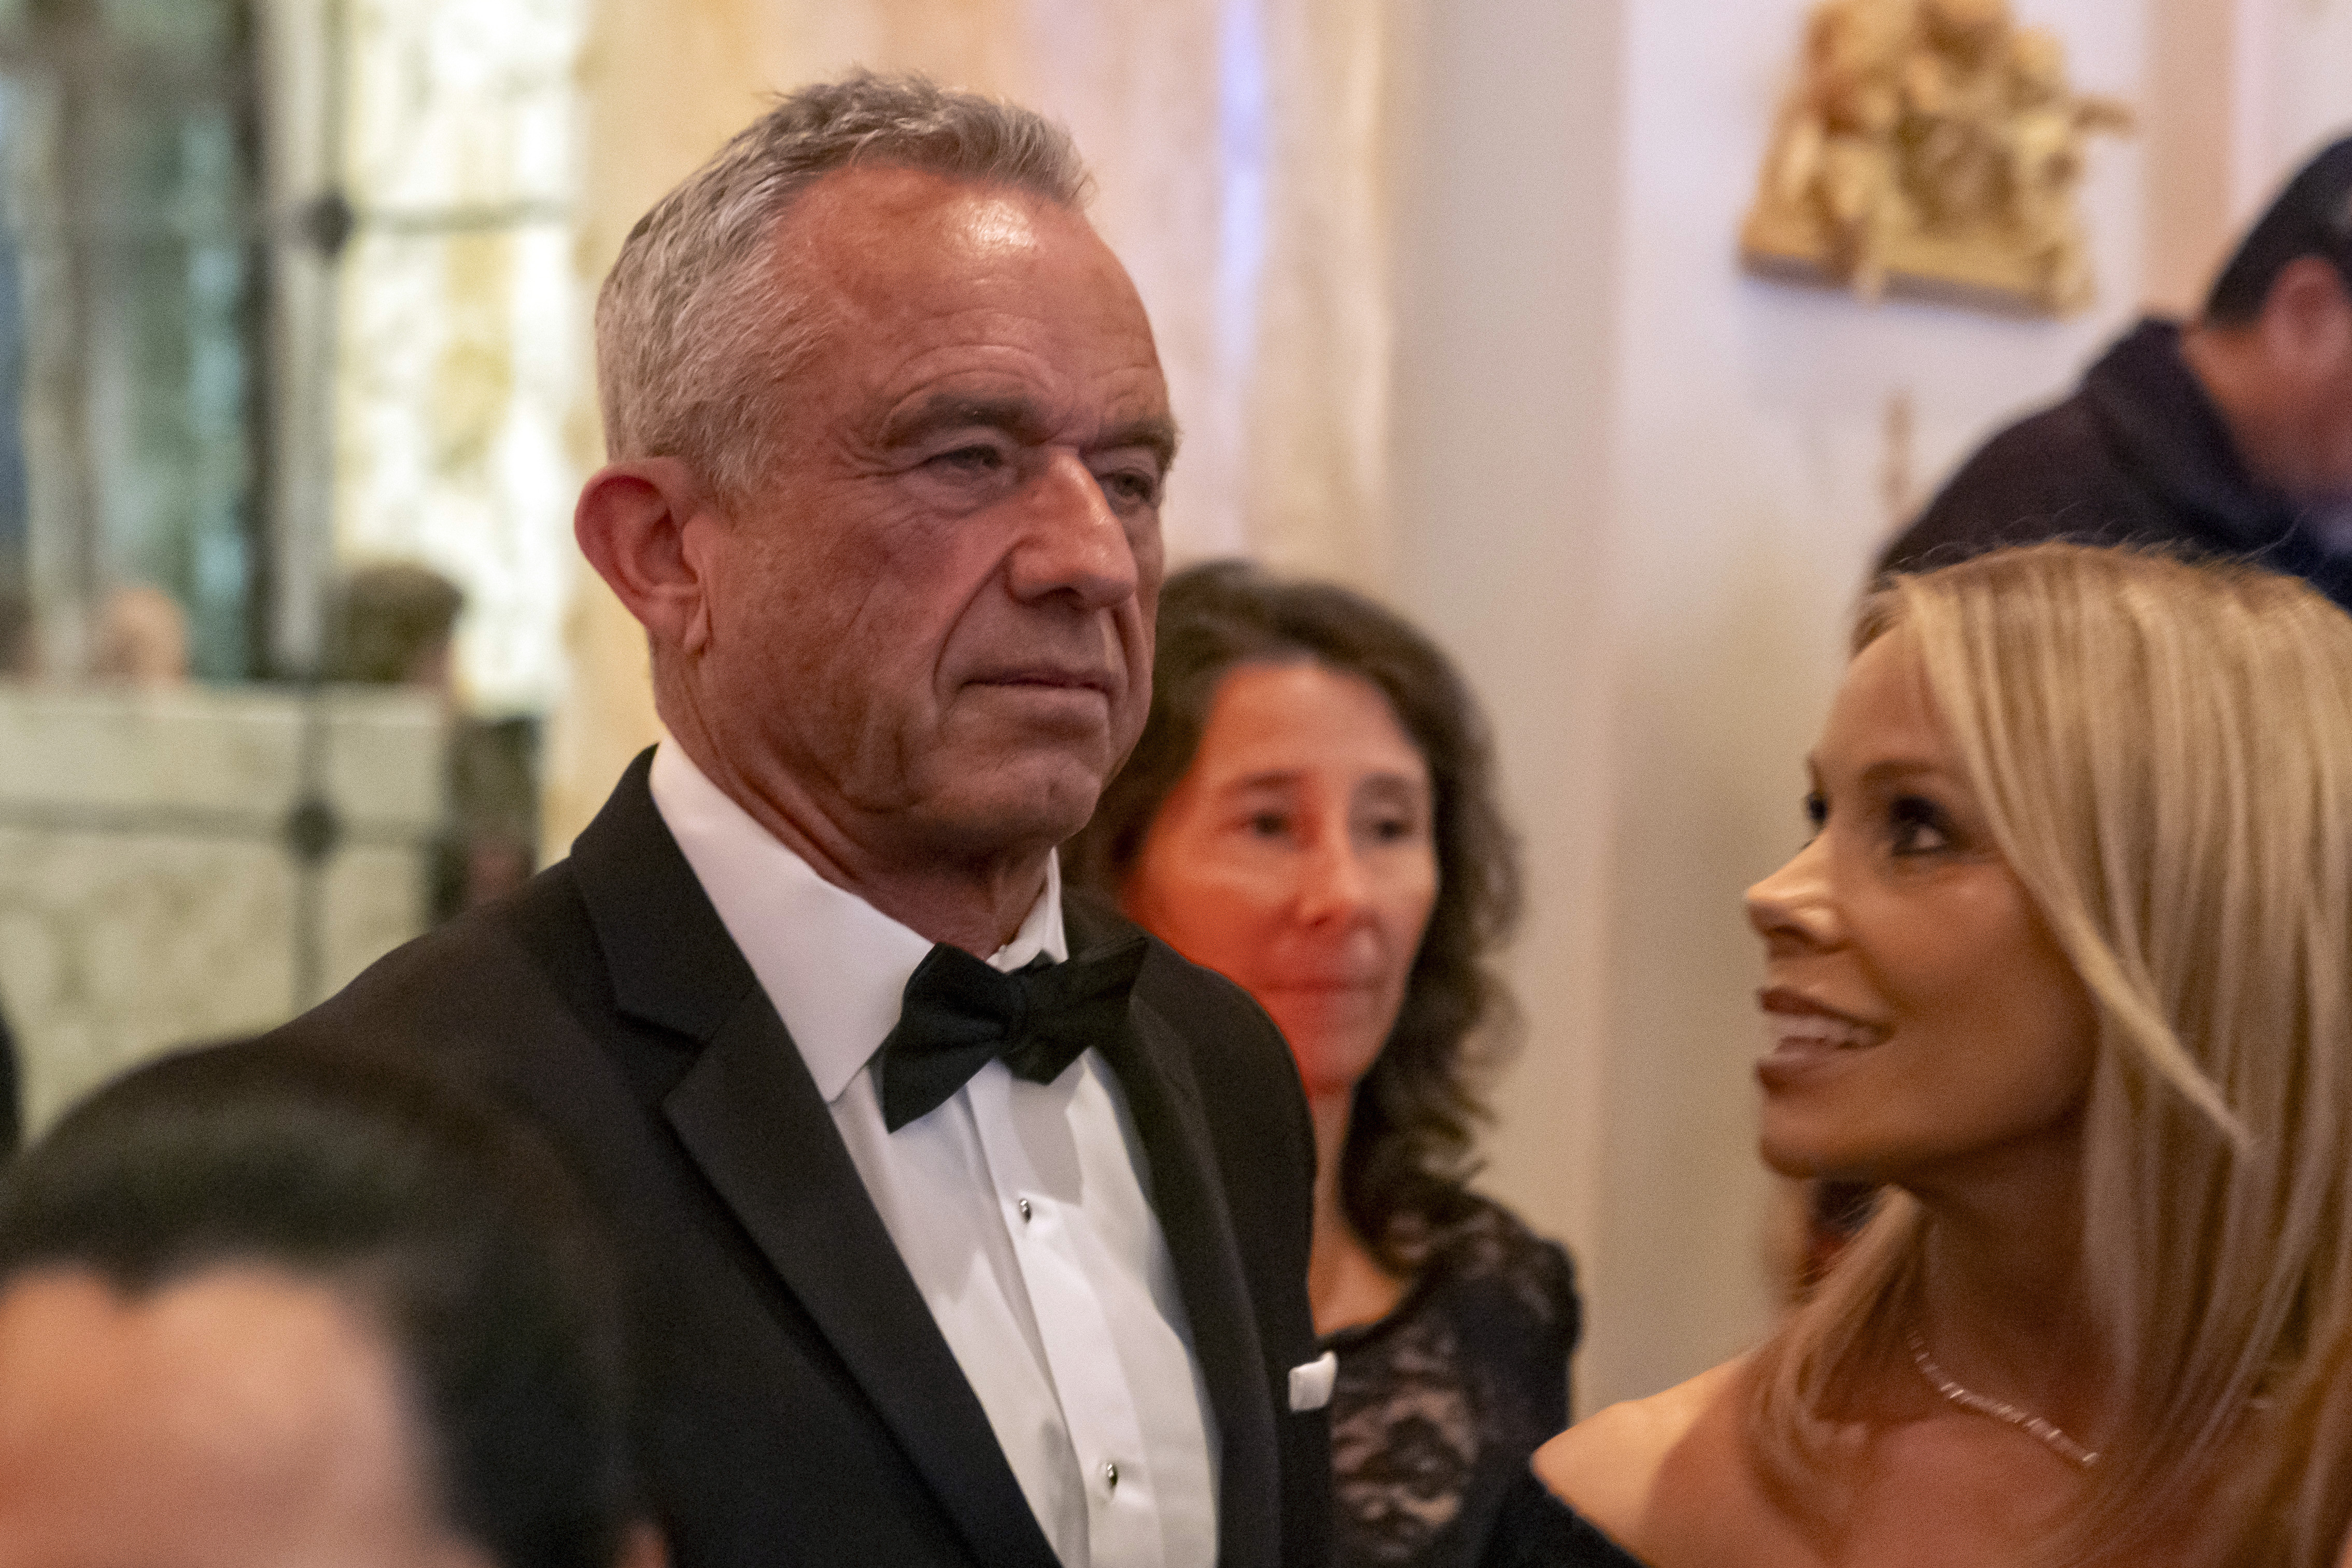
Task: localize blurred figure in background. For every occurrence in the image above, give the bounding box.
[1881,133,2352,605]
[0,590,34,680]
[87,583,189,687]
[328,560,539,920]
[1070,561,1578,1568]
[0,590,26,1153]
[328,560,464,689]
[0,994,16,1159]
[0,1038,660,1568]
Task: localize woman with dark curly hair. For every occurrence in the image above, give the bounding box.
[1067,560,1580,1568]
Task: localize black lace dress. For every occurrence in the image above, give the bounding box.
[1324,1197,1582,1568]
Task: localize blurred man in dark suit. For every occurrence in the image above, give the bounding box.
[1882,133,2352,604]
[269,73,1330,1568]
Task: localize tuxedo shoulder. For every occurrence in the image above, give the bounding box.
[271,858,605,1056]
[1134,935,1264,1016]
[1065,888,1289,1054]
[1132,936,1292,1068]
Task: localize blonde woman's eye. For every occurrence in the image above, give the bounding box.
[1888,796,1954,856]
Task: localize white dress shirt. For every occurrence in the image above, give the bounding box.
[649,743,1219,1568]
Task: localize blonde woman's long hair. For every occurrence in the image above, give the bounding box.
[1745,543,2352,1566]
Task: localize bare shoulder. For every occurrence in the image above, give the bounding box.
[1531,1358,1749,1544]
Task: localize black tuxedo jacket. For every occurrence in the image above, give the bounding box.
[270,753,1332,1568]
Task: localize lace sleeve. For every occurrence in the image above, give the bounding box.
[1326,1200,1583,1568]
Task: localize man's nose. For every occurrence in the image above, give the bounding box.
[1744,835,1840,948]
[1005,450,1139,611]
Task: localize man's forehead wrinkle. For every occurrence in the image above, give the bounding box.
[785,172,1151,333]
[811,200,1055,302]
[772,162,1173,482]
[813,272,1152,379]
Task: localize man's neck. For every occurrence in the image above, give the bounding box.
[664,727,1051,958]
[2182,322,2328,500]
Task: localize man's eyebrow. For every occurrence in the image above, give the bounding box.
[878,394,1181,470]
[879,393,1050,448]
[1103,415,1180,471]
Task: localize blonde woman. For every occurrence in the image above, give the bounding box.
[1488,543,2352,1567]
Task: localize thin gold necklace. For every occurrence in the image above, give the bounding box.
[1907,1327,2100,1469]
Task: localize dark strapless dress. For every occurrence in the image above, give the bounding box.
[1476,1470,1651,1568]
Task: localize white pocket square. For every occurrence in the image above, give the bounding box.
[1288,1350,1337,1412]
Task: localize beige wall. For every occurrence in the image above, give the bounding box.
[2142,0,2352,316]
[542,0,772,849]
[1385,0,1624,1356]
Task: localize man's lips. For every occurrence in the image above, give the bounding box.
[969,668,1115,698]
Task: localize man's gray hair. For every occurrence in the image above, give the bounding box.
[594,72,1093,500]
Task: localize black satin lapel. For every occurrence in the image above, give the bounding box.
[664,987,1062,1568]
[1097,998,1284,1568]
[570,749,754,1039]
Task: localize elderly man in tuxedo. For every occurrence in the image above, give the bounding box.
[272,74,1331,1568]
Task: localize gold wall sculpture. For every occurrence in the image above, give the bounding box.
[1740,0,2131,315]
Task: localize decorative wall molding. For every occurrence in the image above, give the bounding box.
[1740,0,2131,314]
[0,685,441,1130]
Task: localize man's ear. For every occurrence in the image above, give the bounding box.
[575,458,721,657]
[2259,255,2352,375]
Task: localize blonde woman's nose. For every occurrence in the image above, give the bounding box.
[1745,836,1839,946]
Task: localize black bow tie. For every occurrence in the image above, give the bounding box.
[877,934,1149,1133]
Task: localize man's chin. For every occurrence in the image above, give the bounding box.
[910,761,1108,858]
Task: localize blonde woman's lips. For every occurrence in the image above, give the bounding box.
[1756,986,1890,1086]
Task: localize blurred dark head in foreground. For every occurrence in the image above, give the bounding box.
[0,1041,658,1568]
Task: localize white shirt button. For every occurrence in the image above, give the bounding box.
[1017,1197,1033,1222]
[1103,1459,1119,1490]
